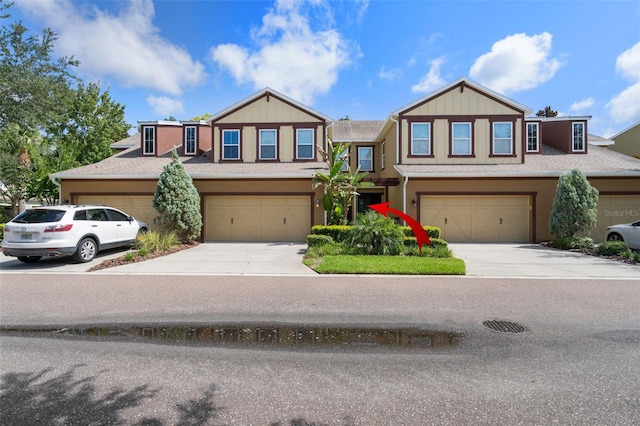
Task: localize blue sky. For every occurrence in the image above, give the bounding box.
[9,0,640,138]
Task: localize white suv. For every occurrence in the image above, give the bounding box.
[2,205,149,263]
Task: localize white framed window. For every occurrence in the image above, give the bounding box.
[185,126,197,155]
[358,146,373,171]
[411,122,431,155]
[296,128,314,159]
[222,129,240,160]
[381,141,386,170]
[492,122,513,155]
[143,126,155,155]
[451,122,472,155]
[526,122,539,152]
[259,129,277,160]
[572,122,585,152]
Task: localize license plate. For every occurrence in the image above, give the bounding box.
[20,233,33,240]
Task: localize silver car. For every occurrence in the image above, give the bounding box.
[2,205,148,263]
[605,220,640,250]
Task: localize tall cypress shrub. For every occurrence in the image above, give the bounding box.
[549,168,599,239]
[153,149,202,241]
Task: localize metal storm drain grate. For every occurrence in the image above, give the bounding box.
[482,320,528,334]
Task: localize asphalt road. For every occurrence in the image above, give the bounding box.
[1,274,639,424]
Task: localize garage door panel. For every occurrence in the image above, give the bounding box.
[205,195,310,242]
[77,195,155,227]
[421,195,530,242]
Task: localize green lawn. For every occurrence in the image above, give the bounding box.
[305,255,466,275]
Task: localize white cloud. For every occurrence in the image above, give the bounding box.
[146,96,184,117]
[210,1,357,105]
[469,32,562,94]
[15,0,205,95]
[379,67,403,81]
[569,98,594,113]
[607,42,640,124]
[616,41,640,81]
[411,57,446,93]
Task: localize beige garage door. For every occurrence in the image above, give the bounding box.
[421,195,531,242]
[205,196,310,241]
[77,195,156,227]
[591,195,640,242]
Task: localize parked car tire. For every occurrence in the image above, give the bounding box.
[17,256,42,263]
[74,237,97,263]
[607,232,624,242]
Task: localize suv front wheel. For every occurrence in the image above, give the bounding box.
[74,237,98,263]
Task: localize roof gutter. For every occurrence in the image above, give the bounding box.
[392,167,640,179]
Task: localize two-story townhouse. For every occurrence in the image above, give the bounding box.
[51,79,640,243]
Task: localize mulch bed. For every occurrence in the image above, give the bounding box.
[87,241,200,272]
[539,241,639,265]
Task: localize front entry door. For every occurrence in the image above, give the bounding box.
[356,193,383,218]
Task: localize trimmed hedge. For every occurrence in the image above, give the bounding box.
[552,236,594,250]
[400,225,440,239]
[597,241,629,256]
[310,225,352,242]
[312,224,442,242]
[307,234,333,247]
[403,237,448,248]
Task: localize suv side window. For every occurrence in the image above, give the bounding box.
[74,210,88,220]
[106,209,129,222]
[88,209,108,221]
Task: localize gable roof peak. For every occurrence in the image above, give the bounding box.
[392,77,533,116]
[207,87,332,123]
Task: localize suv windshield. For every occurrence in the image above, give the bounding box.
[12,209,66,223]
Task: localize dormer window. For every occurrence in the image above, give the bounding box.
[572,122,585,152]
[185,126,197,155]
[526,122,539,152]
[143,126,155,155]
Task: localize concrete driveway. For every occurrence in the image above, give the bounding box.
[449,243,639,279]
[1,242,637,278]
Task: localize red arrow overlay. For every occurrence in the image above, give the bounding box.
[369,202,431,253]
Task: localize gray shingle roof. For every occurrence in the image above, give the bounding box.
[395,145,640,177]
[51,147,327,179]
[332,120,385,142]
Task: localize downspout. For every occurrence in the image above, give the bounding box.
[391,115,407,223]
[49,176,62,205]
[390,115,400,165]
[402,174,408,224]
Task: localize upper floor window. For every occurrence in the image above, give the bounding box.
[259,129,277,160]
[411,122,431,156]
[184,126,197,155]
[492,122,513,155]
[296,129,314,159]
[143,126,155,155]
[381,141,386,170]
[335,145,349,171]
[451,122,472,155]
[222,129,240,160]
[572,122,585,152]
[358,146,373,172]
[526,122,539,152]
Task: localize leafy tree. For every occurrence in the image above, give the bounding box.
[190,113,212,121]
[312,140,372,225]
[549,168,599,239]
[46,82,131,167]
[536,106,558,117]
[0,1,77,213]
[153,149,202,242]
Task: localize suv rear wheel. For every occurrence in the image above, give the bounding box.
[74,237,97,262]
